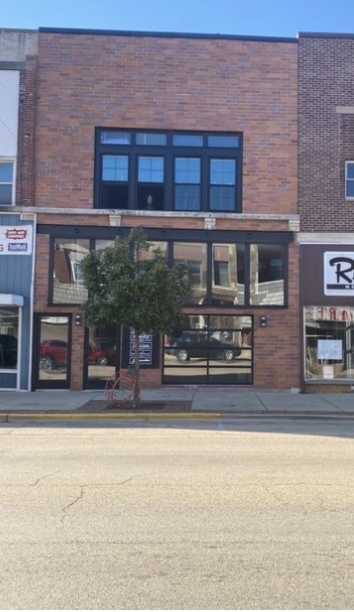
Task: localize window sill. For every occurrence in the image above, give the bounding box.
[304,378,352,385]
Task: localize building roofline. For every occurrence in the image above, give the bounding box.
[0,28,38,33]
[299,31,354,39]
[38,26,298,43]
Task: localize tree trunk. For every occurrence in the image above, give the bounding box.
[133,328,141,404]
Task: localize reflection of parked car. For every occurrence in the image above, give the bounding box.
[88,346,115,366]
[166,331,241,362]
[0,334,18,367]
[39,340,115,371]
[39,340,68,371]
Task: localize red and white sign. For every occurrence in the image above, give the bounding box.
[309,306,354,323]
[0,225,33,255]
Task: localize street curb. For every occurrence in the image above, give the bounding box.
[0,411,353,423]
[0,412,220,422]
[220,412,354,419]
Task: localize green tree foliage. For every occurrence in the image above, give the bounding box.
[80,227,190,401]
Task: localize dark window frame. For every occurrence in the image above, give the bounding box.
[95,129,243,213]
[345,161,354,200]
[0,159,15,206]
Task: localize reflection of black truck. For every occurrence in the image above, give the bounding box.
[166,331,241,362]
[0,334,18,367]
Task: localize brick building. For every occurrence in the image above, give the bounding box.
[299,33,354,391]
[2,27,301,391]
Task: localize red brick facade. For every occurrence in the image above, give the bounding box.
[32,30,300,391]
[298,34,354,391]
[299,34,354,232]
[36,32,298,214]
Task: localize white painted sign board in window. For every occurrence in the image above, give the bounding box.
[317,339,343,361]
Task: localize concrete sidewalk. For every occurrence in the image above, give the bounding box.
[0,388,353,420]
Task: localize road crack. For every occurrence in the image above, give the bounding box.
[30,470,60,486]
[61,485,85,527]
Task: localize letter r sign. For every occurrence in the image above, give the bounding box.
[324,251,354,296]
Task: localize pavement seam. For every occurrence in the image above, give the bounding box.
[255,393,270,412]
[315,395,346,412]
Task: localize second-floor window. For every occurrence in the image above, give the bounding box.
[345,161,354,199]
[0,160,15,206]
[95,130,242,213]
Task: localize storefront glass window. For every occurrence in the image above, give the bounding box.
[173,242,207,305]
[305,306,354,380]
[163,314,253,385]
[86,324,117,385]
[212,243,245,305]
[95,239,115,256]
[134,241,168,261]
[53,239,90,304]
[249,244,285,305]
[51,236,289,309]
[0,308,18,369]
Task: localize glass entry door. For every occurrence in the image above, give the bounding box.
[34,315,71,388]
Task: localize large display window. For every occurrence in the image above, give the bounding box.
[163,314,253,385]
[48,230,290,309]
[304,306,354,380]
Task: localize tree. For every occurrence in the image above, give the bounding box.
[80,227,190,402]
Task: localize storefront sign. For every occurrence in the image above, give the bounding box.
[0,225,33,255]
[317,339,343,361]
[324,252,354,296]
[309,306,354,322]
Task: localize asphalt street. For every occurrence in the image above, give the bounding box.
[0,418,353,610]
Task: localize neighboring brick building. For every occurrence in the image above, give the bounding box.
[4,27,301,391]
[299,33,354,391]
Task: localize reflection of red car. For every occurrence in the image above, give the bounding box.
[39,340,67,371]
[39,340,115,371]
[88,346,115,366]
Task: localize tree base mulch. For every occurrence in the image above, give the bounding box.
[77,400,192,413]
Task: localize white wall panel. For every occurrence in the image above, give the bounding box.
[0,71,19,157]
